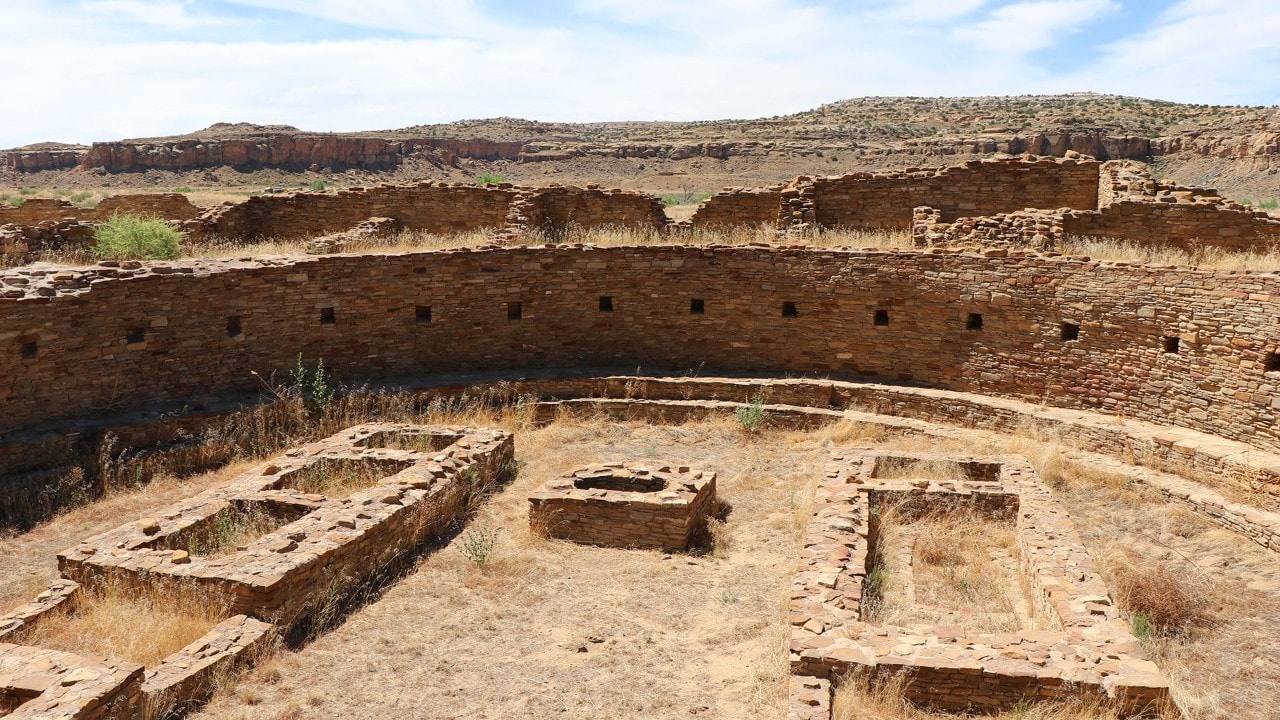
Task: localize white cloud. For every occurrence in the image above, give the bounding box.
[952,0,1119,54]
[1064,0,1280,103]
[0,0,1274,148]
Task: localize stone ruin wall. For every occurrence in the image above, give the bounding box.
[7,246,1280,458]
[687,186,783,230]
[805,157,1100,230]
[187,182,517,242]
[506,185,669,238]
[684,156,1099,232]
[0,193,202,226]
[914,159,1280,251]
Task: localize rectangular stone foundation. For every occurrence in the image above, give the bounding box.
[528,462,716,551]
[57,424,514,627]
[790,450,1169,715]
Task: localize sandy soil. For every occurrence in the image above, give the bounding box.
[1,416,1277,720]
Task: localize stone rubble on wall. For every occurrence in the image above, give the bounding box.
[0,642,144,720]
[304,216,402,254]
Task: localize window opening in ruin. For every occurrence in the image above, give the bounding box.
[319,307,336,324]
[690,299,705,315]
[415,306,432,323]
[1266,353,1280,373]
[599,296,614,312]
[1163,336,1181,353]
[226,316,242,338]
[126,327,146,344]
[874,309,889,326]
[19,337,37,359]
[966,313,983,330]
[507,301,523,320]
[1061,322,1080,341]
[782,302,798,318]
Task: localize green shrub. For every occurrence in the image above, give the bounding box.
[69,191,93,205]
[309,180,326,192]
[92,213,184,260]
[459,527,499,568]
[734,398,769,434]
[6,196,24,207]
[1260,199,1278,210]
[173,186,194,193]
[476,173,506,186]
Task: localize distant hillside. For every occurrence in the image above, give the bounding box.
[4,94,1278,200]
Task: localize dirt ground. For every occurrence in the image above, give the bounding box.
[1,416,1277,720]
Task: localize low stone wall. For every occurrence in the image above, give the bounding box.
[1063,200,1280,251]
[0,642,143,720]
[0,194,201,226]
[58,424,514,626]
[528,463,716,550]
[140,615,273,720]
[687,186,783,230]
[805,156,1099,231]
[789,450,1168,713]
[506,185,669,238]
[186,182,516,242]
[911,206,1063,250]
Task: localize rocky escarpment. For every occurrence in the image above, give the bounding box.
[3,96,1278,195]
[4,127,523,173]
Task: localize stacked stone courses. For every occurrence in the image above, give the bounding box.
[528,463,716,550]
[57,423,513,625]
[12,246,1280,466]
[789,450,1167,713]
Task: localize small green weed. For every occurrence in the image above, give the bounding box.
[460,526,500,568]
[309,180,326,192]
[287,354,336,417]
[1130,611,1155,642]
[173,186,194,193]
[734,398,769,434]
[476,173,506,186]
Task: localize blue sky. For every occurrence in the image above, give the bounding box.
[1,0,1277,147]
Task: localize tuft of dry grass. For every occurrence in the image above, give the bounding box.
[867,502,1024,633]
[10,582,227,668]
[1059,235,1280,271]
[1103,552,1215,639]
[832,667,1140,720]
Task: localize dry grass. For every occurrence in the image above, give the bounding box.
[2,405,1279,718]
[9,582,226,668]
[14,218,1280,273]
[868,502,1024,633]
[173,503,298,558]
[1103,553,1215,639]
[832,668,1135,720]
[1059,235,1280,270]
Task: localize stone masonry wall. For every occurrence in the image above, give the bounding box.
[0,194,201,226]
[911,207,1063,250]
[9,247,1280,459]
[808,157,1100,230]
[186,183,517,242]
[1063,201,1280,251]
[687,186,783,230]
[510,186,669,238]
